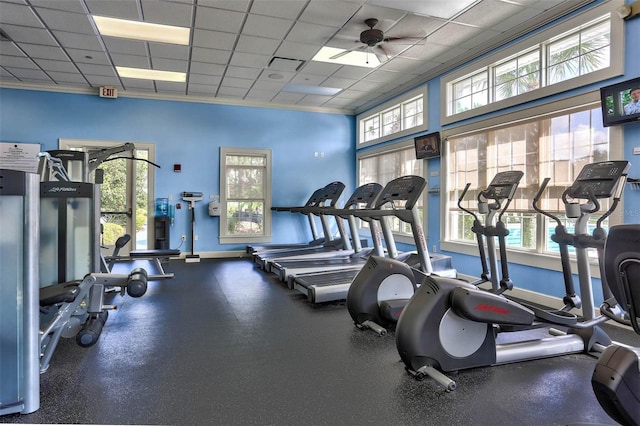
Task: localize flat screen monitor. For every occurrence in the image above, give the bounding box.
[415,132,441,159]
[600,77,640,127]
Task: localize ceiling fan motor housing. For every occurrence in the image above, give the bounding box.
[360,28,384,46]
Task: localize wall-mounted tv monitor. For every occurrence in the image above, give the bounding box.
[600,77,640,127]
[415,132,441,159]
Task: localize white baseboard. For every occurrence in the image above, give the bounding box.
[174,250,249,260]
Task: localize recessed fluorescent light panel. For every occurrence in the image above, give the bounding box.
[93,15,190,45]
[312,47,380,68]
[116,66,186,82]
[282,84,342,96]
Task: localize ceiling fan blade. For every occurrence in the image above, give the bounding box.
[330,45,365,60]
[373,46,389,63]
[383,36,426,45]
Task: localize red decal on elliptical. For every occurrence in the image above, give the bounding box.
[475,304,509,315]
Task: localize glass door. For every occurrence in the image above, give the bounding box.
[58,140,155,254]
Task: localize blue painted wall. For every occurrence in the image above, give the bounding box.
[0,88,356,252]
[1,1,638,306]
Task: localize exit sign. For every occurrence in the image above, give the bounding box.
[99,86,118,98]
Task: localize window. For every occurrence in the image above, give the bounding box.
[219,147,272,244]
[494,50,540,101]
[357,142,424,240]
[452,70,488,114]
[442,93,622,269]
[357,86,427,147]
[546,19,610,85]
[441,0,623,125]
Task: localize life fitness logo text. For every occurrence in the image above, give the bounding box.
[48,187,77,193]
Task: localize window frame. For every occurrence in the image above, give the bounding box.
[440,90,624,276]
[219,146,272,244]
[357,86,428,148]
[356,138,426,245]
[441,0,623,125]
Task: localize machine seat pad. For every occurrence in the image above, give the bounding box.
[40,280,82,306]
[129,249,180,257]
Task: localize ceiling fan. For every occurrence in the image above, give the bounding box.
[330,18,425,63]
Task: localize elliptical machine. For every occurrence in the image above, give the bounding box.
[395,160,630,391]
[346,170,523,336]
[591,224,640,426]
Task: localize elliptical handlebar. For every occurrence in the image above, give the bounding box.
[532,177,563,227]
[457,182,479,221]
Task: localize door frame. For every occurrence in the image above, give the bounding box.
[58,139,156,251]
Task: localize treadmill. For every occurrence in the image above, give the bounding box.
[246,187,326,255]
[293,175,455,303]
[253,181,352,271]
[269,182,384,284]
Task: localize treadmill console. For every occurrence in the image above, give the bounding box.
[566,161,630,199]
[320,181,346,207]
[344,182,383,209]
[482,170,524,201]
[375,175,427,210]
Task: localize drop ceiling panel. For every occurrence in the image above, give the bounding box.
[140,0,193,27]
[299,61,342,77]
[65,48,111,65]
[1,56,37,69]
[189,62,226,75]
[192,29,237,50]
[427,22,485,47]
[0,40,25,56]
[241,14,294,40]
[217,85,248,97]
[148,43,190,61]
[155,81,186,93]
[29,0,87,14]
[75,62,117,76]
[298,1,362,27]
[52,31,104,51]
[191,47,232,65]
[33,58,78,73]
[0,0,593,113]
[1,24,58,45]
[296,95,333,106]
[19,43,69,61]
[34,8,95,34]
[221,76,254,89]
[102,37,148,56]
[111,53,150,68]
[225,65,262,80]
[0,2,43,27]
[188,83,217,95]
[286,22,339,45]
[152,58,188,72]
[84,0,140,19]
[235,35,281,56]
[229,51,270,68]
[289,73,327,85]
[248,1,306,20]
[456,0,524,27]
[5,67,51,81]
[122,78,156,90]
[188,73,222,85]
[47,71,88,84]
[367,0,476,19]
[245,88,278,101]
[194,7,245,33]
[274,41,320,61]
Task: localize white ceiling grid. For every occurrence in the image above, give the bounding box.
[0,0,591,113]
